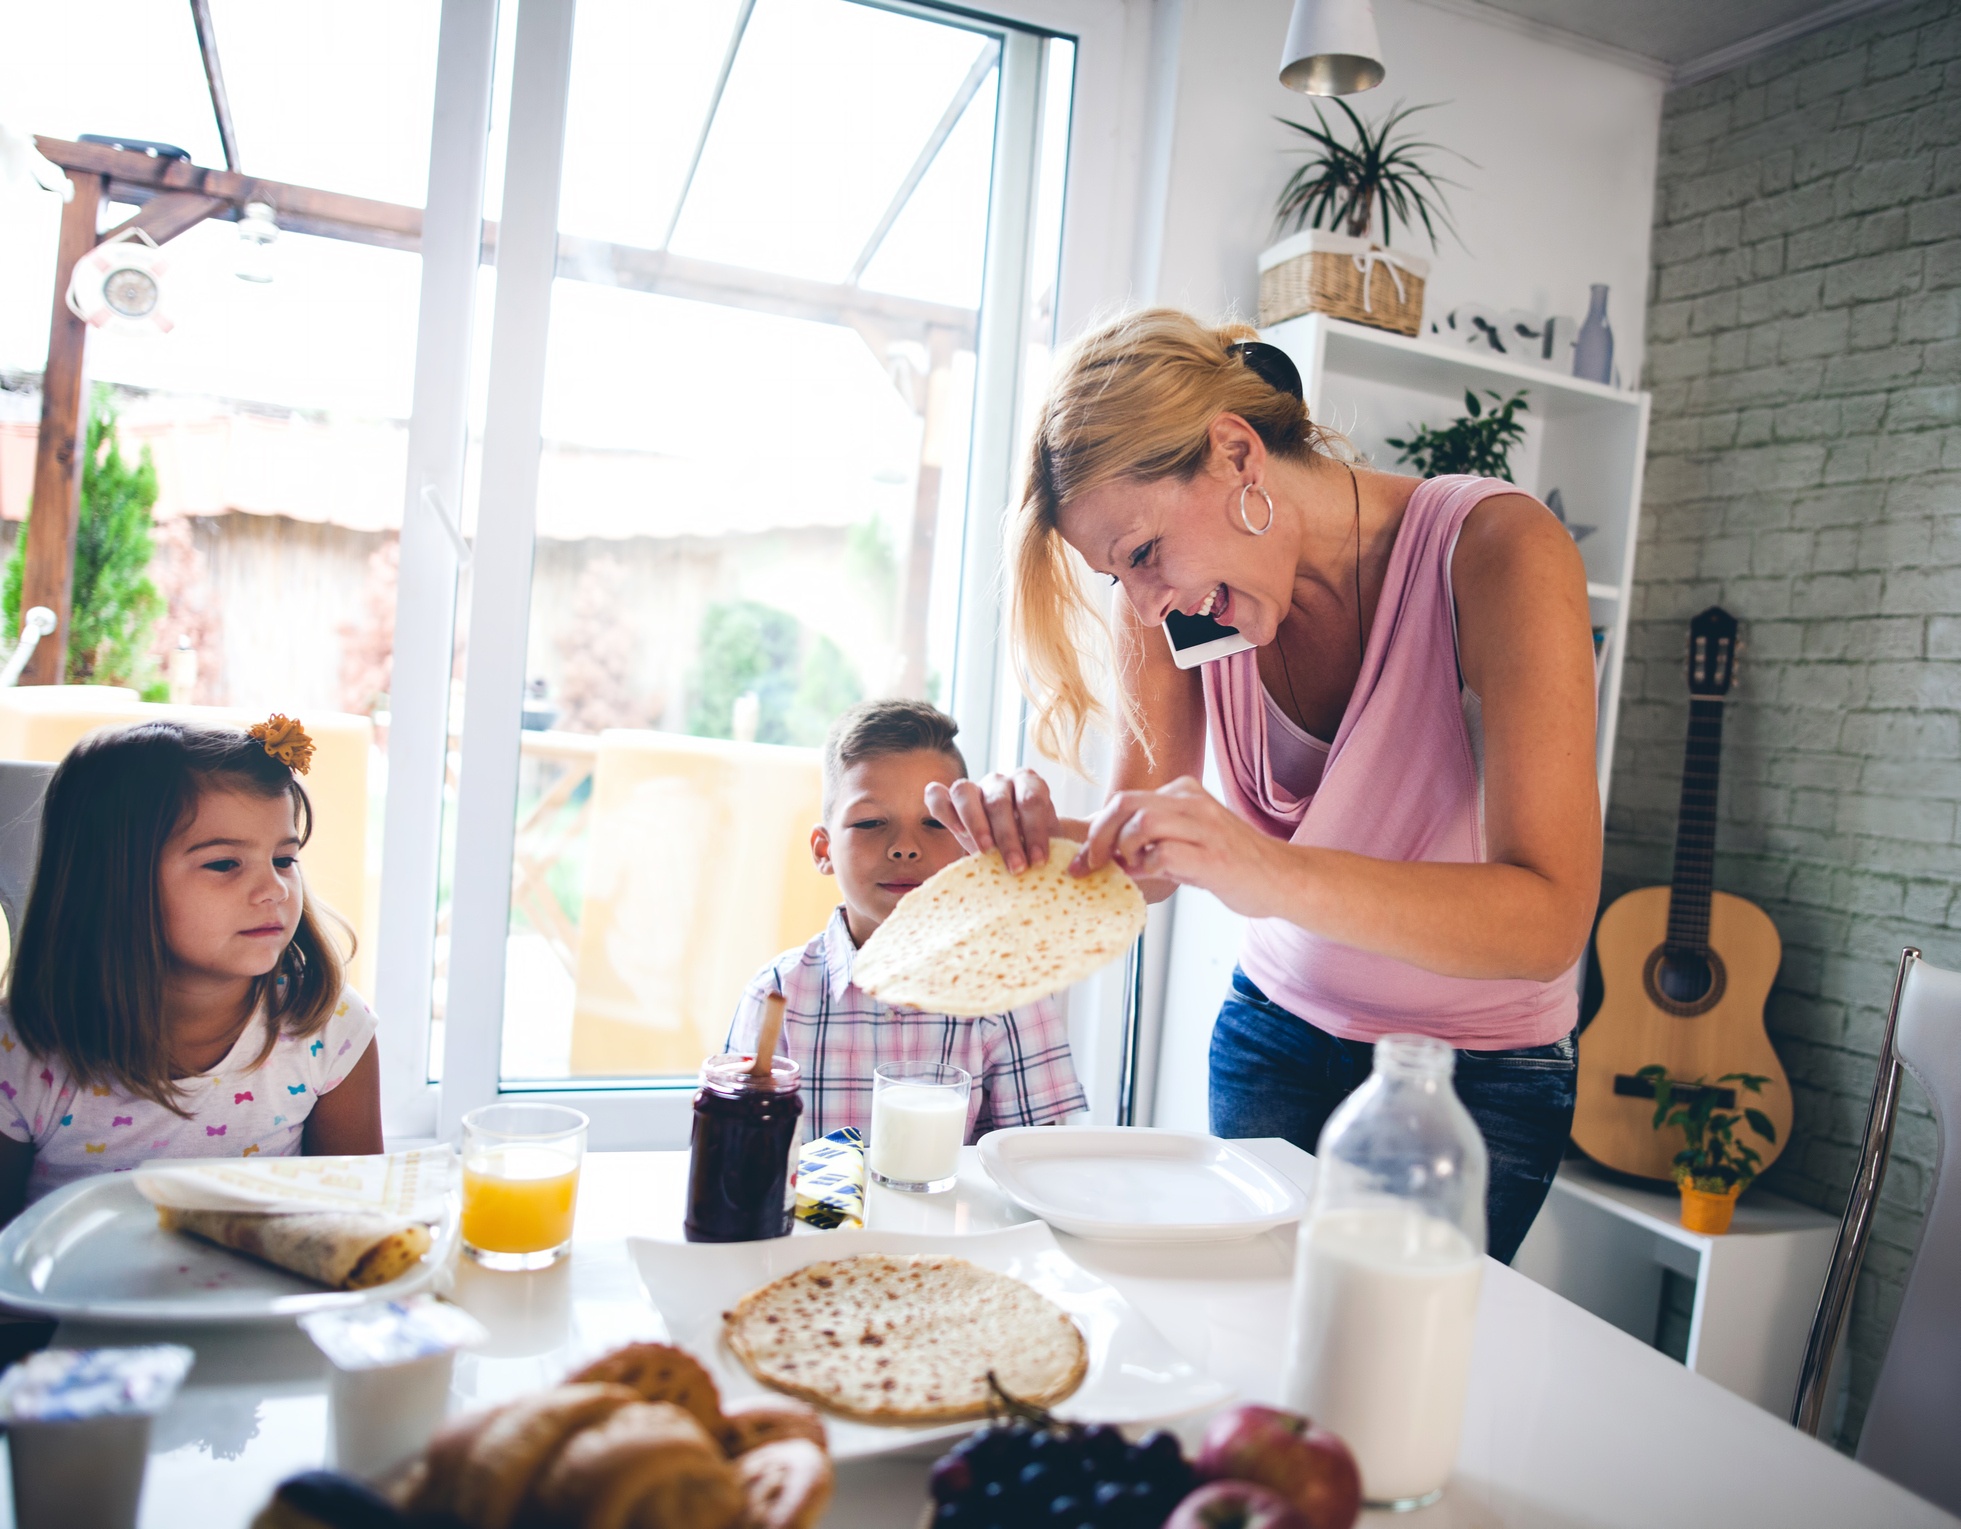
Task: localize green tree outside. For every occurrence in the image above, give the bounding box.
[687,599,861,747]
[4,386,165,697]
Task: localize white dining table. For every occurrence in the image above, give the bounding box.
[14,1139,1954,1529]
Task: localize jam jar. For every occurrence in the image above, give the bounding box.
[684,1055,804,1242]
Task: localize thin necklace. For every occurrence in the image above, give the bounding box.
[1273,464,1366,730]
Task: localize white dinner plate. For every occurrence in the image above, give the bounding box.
[978,1127,1309,1242]
[627,1220,1230,1460]
[0,1174,458,1324]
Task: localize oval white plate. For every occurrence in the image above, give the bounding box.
[628,1220,1230,1460]
[0,1174,457,1324]
[978,1127,1309,1242]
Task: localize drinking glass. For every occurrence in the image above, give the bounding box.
[868,1062,971,1193]
[460,1103,588,1270]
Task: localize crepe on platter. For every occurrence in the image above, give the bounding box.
[157,1205,431,1291]
[852,838,1145,1016]
[723,1253,1088,1425]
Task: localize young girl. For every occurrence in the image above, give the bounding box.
[0,716,382,1223]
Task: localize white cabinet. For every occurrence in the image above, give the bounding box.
[1150,315,1650,1132]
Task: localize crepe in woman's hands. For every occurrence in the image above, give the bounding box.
[157,1205,431,1290]
[852,839,1145,1015]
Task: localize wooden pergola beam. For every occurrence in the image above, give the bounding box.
[35,137,422,251]
[21,172,104,687]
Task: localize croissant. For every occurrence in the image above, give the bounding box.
[735,1439,833,1529]
[527,1401,741,1529]
[451,1384,641,1529]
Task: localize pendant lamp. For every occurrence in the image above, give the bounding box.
[1279,0,1385,95]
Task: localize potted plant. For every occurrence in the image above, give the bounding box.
[1386,389,1530,481]
[1259,101,1468,337]
[1636,1064,1779,1235]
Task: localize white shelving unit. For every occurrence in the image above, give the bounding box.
[1148,314,1650,1133]
[1263,312,1650,802]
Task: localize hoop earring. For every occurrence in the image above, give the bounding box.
[1238,482,1275,536]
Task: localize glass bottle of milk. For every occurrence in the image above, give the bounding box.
[1281,1034,1488,1511]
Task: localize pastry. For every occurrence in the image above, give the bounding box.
[451,1383,640,1529]
[734,1439,833,1529]
[566,1342,726,1440]
[717,1398,828,1458]
[527,1400,741,1529]
[400,1400,512,1519]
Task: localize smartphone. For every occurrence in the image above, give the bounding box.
[1163,608,1257,669]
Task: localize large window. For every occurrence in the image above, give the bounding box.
[0,0,1080,1143]
[432,0,1074,1132]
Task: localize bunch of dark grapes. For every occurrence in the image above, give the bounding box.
[929,1422,1195,1529]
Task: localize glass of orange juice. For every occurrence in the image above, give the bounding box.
[460,1103,588,1270]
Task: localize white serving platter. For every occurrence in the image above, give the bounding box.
[0,1174,457,1324]
[978,1128,1309,1242]
[628,1220,1230,1460]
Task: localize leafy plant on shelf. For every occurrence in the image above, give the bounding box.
[1638,1064,1778,1195]
[1386,389,1530,481]
[1273,99,1468,248]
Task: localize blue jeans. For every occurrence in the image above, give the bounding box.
[1209,969,1575,1264]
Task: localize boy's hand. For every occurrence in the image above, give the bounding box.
[927,769,1084,875]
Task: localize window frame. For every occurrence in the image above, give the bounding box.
[374,0,1136,1145]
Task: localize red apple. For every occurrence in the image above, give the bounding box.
[1193,1405,1362,1529]
[1164,1480,1313,1529]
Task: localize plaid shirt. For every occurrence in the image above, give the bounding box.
[725,907,1088,1142]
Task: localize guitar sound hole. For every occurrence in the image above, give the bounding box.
[1656,951,1715,1004]
[1642,945,1728,1017]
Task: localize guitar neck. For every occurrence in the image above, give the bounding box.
[1667,697,1725,952]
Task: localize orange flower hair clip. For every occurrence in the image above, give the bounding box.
[249,713,315,775]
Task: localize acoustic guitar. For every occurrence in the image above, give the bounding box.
[1574,606,1791,1181]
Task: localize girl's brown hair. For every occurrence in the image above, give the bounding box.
[1010,308,1345,770]
[7,720,349,1112]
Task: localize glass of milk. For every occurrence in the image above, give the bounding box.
[868,1062,971,1192]
[1281,1034,1488,1511]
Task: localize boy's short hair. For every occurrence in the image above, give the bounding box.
[822,699,967,816]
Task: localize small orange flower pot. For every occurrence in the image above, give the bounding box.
[1678,1183,1741,1235]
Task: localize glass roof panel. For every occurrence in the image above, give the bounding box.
[556,0,747,251]
[669,0,992,284]
[0,0,221,166]
[855,67,996,311]
[207,0,441,205]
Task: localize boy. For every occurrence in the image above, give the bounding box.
[726,699,1086,1141]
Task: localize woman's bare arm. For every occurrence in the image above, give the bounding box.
[1078,496,1602,981]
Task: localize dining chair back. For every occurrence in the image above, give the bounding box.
[1790,947,1961,1517]
[0,759,53,946]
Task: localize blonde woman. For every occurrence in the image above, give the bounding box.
[926,309,1601,1262]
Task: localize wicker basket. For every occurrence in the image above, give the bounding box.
[1257,229,1429,336]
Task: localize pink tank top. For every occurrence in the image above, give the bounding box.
[1200,474,1577,1050]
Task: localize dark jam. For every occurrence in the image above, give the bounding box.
[684,1055,803,1242]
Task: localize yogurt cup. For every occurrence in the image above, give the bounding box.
[300,1296,487,1479]
[0,1345,194,1529]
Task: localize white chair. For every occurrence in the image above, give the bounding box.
[1791,947,1961,1516]
[0,759,53,947]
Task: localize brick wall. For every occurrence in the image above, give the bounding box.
[1613,0,1960,1450]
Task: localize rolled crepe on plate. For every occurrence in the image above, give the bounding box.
[157,1206,431,1291]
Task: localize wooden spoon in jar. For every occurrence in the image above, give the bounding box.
[749,992,786,1079]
